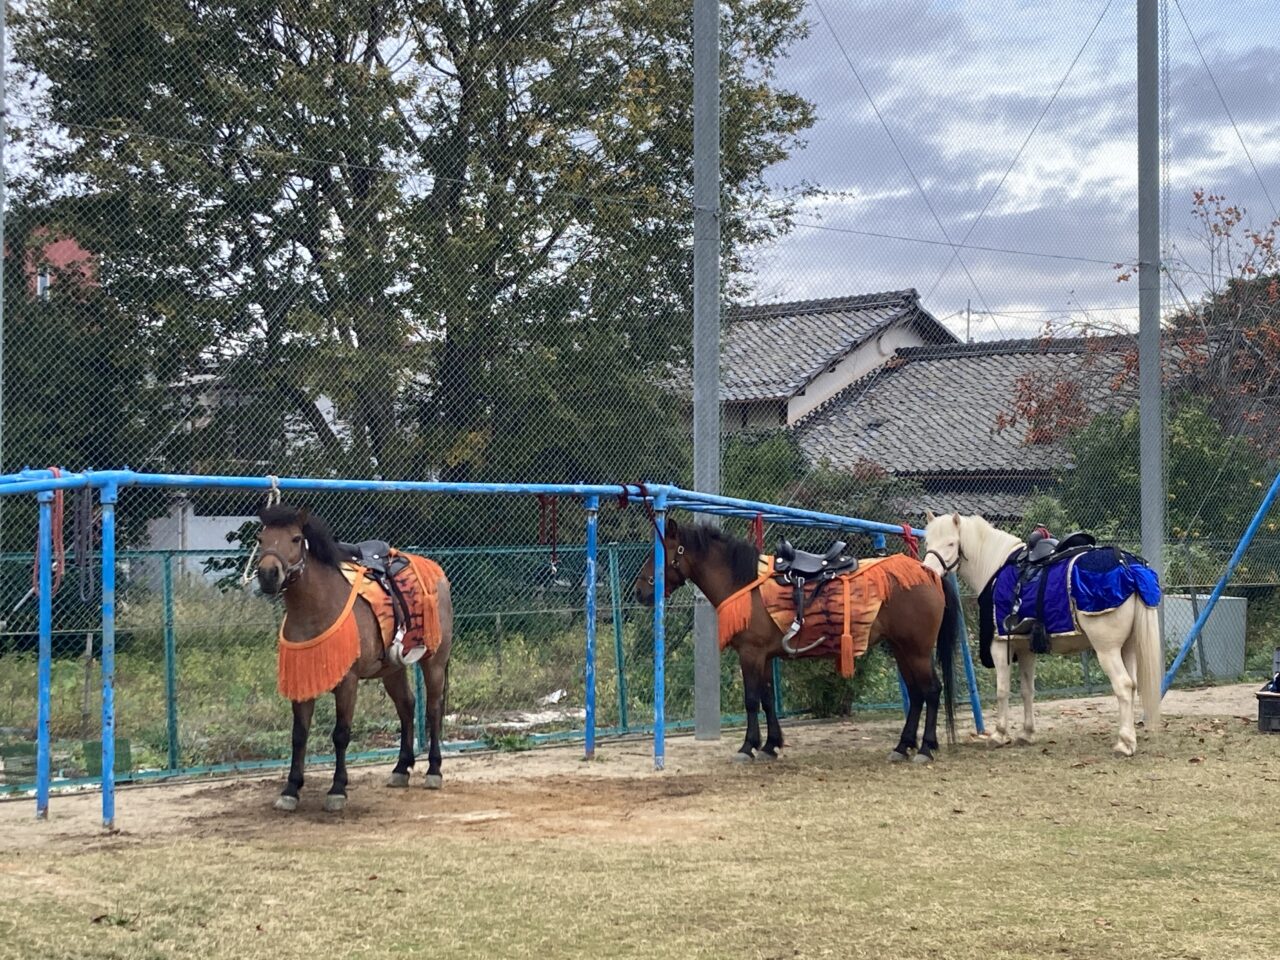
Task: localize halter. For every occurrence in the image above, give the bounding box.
[646,543,687,590]
[258,540,309,591]
[925,544,964,574]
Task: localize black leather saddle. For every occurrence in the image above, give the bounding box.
[771,539,859,652]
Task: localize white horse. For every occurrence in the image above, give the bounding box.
[921,511,1162,756]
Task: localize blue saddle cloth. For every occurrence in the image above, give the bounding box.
[992,547,1162,639]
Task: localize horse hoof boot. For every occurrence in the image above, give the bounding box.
[424,774,443,790]
[386,772,410,788]
[888,749,910,763]
[323,793,347,813]
[911,752,933,765]
[730,750,754,764]
[274,794,299,812]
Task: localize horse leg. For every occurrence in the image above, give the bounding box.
[325,674,358,812]
[382,668,415,787]
[275,698,315,812]
[734,654,765,762]
[1093,638,1137,756]
[1016,651,1037,744]
[991,639,1012,745]
[758,659,785,760]
[421,655,448,790]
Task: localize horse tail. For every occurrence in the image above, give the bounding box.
[936,573,961,746]
[1134,598,1162,733]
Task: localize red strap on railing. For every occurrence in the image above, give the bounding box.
[751,512,765,551]
[901,523,920,559]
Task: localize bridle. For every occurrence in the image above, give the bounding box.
[646,542,688,591]
[925,544,964,574]
[258,538,308,591]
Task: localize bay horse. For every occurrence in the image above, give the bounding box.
[256,505,454,812]
[635,517,959,763]
[921,511,1161,756]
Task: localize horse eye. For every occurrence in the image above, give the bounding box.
[292,535,303,544]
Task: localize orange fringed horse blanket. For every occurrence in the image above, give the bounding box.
[715,553,941,679]
[277,551,446,702]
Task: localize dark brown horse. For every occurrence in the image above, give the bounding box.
[256,505,454,812]
[635,518,958,762]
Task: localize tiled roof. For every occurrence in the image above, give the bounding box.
[795,337,1137,474]
[716,290,956,401]
[891,489,1053,524]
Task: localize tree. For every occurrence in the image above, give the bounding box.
[11,0,815,542]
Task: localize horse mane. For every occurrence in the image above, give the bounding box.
[258,504,355,569]
[681,523,760,586]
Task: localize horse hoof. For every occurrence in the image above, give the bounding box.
[424,774,443,790]
[386,772,410,788]
[911,752,933,765]
[1015,734,1035,746]
[888,750,910,763]
[274,795,299,812]
[323,794,346,813]
[756,750,779,763]
[730,751,755,764]
[1113,742,1135,758]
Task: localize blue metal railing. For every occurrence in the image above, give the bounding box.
[2,468,985,828]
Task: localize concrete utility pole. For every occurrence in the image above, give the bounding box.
[691,0,721,739]
[1138,0,1165,595]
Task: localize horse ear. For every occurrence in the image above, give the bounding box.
[296,506,310,528]
[951,512,961,527]
[665,515,680,536]
[924,509,936,523]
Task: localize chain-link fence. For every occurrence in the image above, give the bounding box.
[4,1,1280,788]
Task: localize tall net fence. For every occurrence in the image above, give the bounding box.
[3,1,1280,785]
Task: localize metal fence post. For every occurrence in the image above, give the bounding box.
[771,658,782,717]
[35,490,53,819]
[99,482,118,830]
[652,493,668,771]
[162,553,179,771]
[949,573,985,735]
[583,496,599,759]
[414,666,427,756]
[608,542,628,732]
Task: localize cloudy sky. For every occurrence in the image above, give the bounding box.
[748,0,1280,341]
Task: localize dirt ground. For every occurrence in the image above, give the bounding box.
[0,681,1264,851]
[1,682,1275,960]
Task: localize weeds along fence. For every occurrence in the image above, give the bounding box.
[1,470,990,830]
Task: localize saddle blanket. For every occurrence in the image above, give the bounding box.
[339,552,446,660]
[716,552,941,679]
[991,547,1162,642]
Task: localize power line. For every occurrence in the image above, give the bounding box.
[780,217,1129,266]
[1172,0,1277,218]
[810,0,1000,332]
[922,0,1116,303]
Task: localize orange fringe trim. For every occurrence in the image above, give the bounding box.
[277,573,364,702]
[402,552,445,653]
[716,557,774,648]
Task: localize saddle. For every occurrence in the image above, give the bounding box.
[339,539,417,660]
[772,539,859,650]
[1002,529,1097,649]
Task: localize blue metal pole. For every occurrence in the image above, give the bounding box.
[35,491,53,819]
[652,495,668,772]
[950,573,985,735]
[771,657,782,716]
[608,543,629,732]
[163,553,178,771]
[414,665,427,756]
[100,483,118,830]
[583,497,599,760]
[1163,469,1280,694]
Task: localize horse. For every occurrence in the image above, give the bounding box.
[634,517,960,763]
[921,511,1161,756]
[256,504,454,811]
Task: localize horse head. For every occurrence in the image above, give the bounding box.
[256,504,313,595]
[632,515,691,605]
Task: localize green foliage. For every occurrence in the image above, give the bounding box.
[9,0,816,547]
[1059,403,1269,541]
